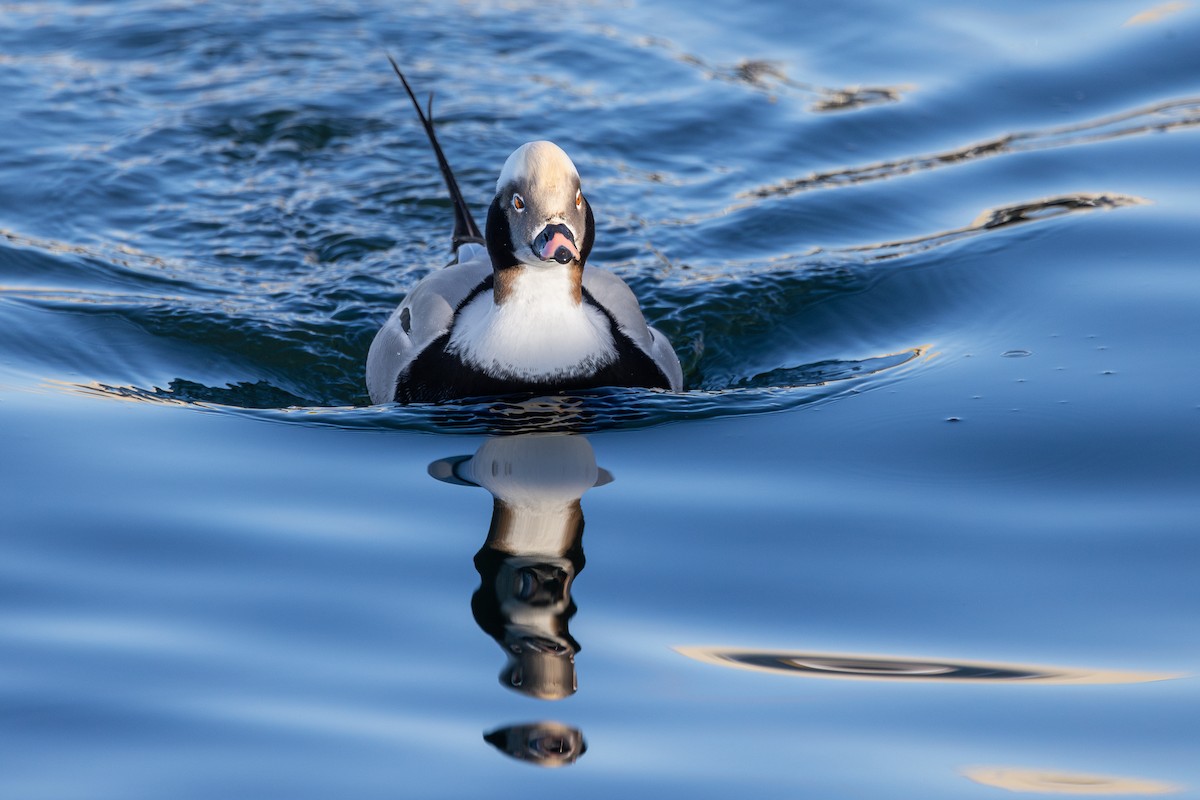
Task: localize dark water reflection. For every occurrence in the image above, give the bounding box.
[676,648,1179,685]
[435,430,1183,774]
[431,435,608,766]
[482,723,587,769]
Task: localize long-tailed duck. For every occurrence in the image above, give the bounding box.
[366,59,683,404]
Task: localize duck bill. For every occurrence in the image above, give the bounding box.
[533,223,580,264]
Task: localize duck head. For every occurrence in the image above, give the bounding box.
[485,141,595,296]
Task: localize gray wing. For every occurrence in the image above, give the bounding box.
[366,243,491,403]
[582,266,684,391]
[646,325,684,391]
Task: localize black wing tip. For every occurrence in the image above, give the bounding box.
[386,53,485,253]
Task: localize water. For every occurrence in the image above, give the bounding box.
[1,0,1198,797]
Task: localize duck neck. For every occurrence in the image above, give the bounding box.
[449,265,614,380]
[493,262,583,306]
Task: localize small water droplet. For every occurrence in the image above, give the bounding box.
[1102,370,1115,375]
[1002,349,1032,358]
[946,417,961,423]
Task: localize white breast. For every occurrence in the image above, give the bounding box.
[448,268,616,380]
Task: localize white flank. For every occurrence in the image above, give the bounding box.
[448,267,616,380]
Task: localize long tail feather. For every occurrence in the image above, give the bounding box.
[387,55,484,252]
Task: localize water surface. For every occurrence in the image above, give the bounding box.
[1,0,1198,797]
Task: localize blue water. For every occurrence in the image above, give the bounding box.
[2,0,1198,797]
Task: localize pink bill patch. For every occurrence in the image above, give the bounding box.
[540,231,579,261]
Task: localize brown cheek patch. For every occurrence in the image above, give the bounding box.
[493,267,517,305]
[569,263,583,305]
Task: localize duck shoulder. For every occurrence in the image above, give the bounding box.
[581,266,683,391]
[366,243,491,403]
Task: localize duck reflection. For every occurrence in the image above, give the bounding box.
[482,722,588,769]
[430,433,608,766]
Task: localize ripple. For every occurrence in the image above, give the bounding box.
[67,345,926,434]
[596,28,909,112]
[8,198,934,413]
[674,648,1182,684]
[744,96,1200,199]
[840,193,1148,262]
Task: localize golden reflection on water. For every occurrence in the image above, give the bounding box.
[674,648,1181,684]
[963,767,1181,795]
[1124,1,1190,26]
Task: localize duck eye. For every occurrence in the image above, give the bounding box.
[575,189,582,208]
[512,193,525,211]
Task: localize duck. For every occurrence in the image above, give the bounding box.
[366,58,684,405]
